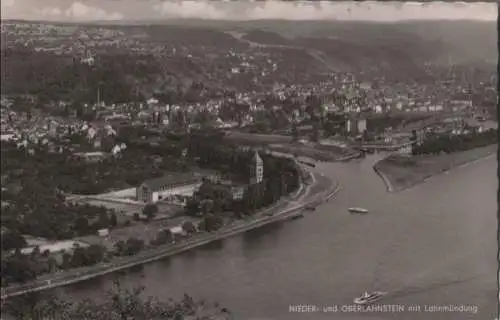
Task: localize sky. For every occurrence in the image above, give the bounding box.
[1,1,497,22]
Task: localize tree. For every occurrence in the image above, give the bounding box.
[203,214,223,232]
[2,291,71,320]
[1,230,27,251]
[125,237,144,256]
[291,123,299,143]
[113,240,127,256]
[184,198,199,216]
[362,129,369,141]
[2,280,231,320]
[310,122,320,142]
[182,221,197,234]
[109,212,118,227]
[133,212,140,221]
[84,244,106,265]
[30,245,41,260]
[70,246,87,268]
[151,228,173,246]
[61,251,72,269]
[411,129,417,142]
[142,204,158,220]
[97,211,110,229]
[74,217,90,236]
[200,199,213,215]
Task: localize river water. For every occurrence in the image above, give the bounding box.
[61,154,497,320]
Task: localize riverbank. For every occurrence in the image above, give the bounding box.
[373,144,497,193]
[1,168,339,300]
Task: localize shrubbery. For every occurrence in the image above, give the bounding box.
[412,129,496,156]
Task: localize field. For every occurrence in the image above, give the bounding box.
[76,216,200,250]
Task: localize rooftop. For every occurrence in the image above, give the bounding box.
[253,150,263,163]
[16,240,89,255]
[141,172,201,191]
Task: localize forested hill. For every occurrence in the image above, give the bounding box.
[2,19,495,101]
[111,19,495,65]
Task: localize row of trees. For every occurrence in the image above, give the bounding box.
[2,243,108,286]
[2,220,200,286]
[411,128,497,155]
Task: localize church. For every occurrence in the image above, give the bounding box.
[250,150,264,184]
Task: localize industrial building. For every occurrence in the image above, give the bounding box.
[136,173,202,203]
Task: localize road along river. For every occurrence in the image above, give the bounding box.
[61,154,497,320]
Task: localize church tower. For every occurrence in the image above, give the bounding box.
[251,150,264,184]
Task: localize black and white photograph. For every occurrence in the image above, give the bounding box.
[0,1,498,319]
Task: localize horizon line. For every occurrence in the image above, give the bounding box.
[3,17,496,24]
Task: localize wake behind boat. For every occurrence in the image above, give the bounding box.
[348,207,369,214]
[289,211,304,220]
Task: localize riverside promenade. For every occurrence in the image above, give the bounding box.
[1,167,339,300]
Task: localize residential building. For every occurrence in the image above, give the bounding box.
[346,117,367,136]
[231,185,245,200]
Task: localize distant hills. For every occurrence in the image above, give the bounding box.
[163,19,497,66]
[2,18,495,96]
[4,18,495,66]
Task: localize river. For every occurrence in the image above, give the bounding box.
[60,154,497,320]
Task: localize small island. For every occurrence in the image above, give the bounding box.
[374,126,497,192]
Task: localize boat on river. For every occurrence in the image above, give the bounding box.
[348,207,368,214]
[353,291,387,305]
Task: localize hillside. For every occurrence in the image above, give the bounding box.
[2,19,495,100]
[144,19,497,66]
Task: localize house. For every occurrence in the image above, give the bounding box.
[231,185,245,200]
[398,144,412,155]
[97,228,109,237]
[359,82,372,90]
[345,117,367,136]
[137,173,202,203]
[170,226,187,236]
